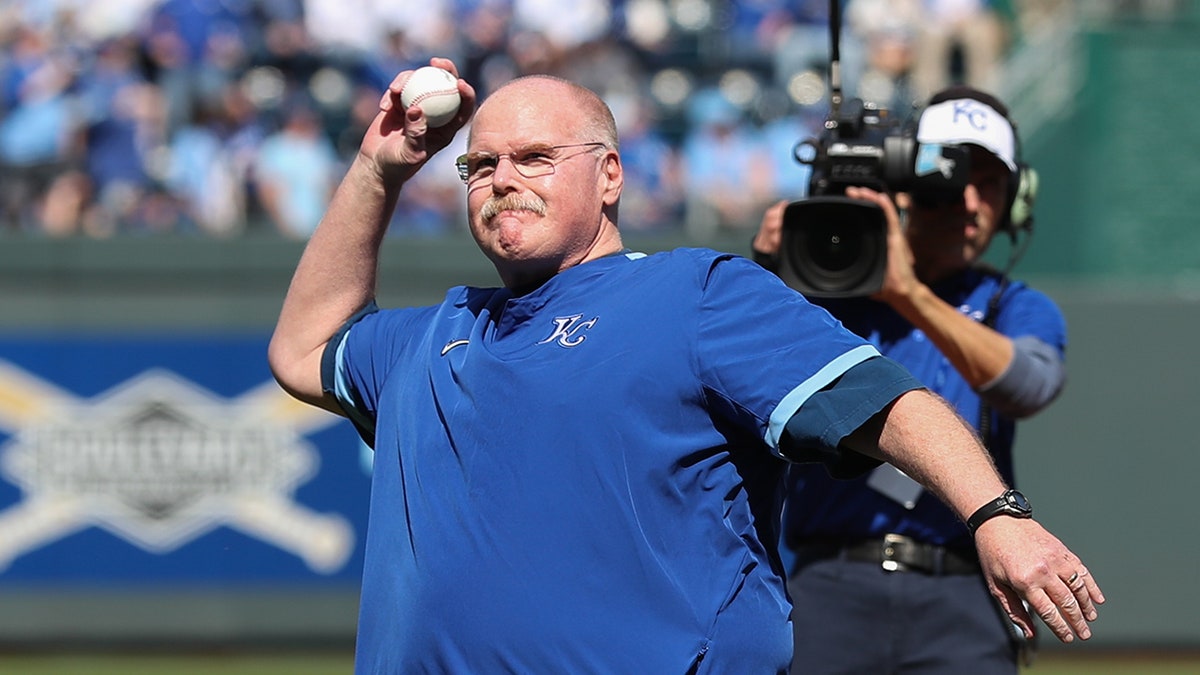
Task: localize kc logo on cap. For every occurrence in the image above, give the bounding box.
[917,98,1017,173]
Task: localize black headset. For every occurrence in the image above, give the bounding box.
[922,85,1038,235]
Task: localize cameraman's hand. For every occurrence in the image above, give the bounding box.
[753,199,788,257]
[844,186,920,306]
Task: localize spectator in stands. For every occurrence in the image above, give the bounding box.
[846,0,923,111]
[164,85,263,237]
[760,0,868,103]
[0,22,86,234]
[0,0,1061,238]
[253,98,339,239]
[681,87,776,238]
[760,102,825,204]
[606,89,684,232]
[910,0,1011,101]
[142,0,258,141]
[77,36,168,235]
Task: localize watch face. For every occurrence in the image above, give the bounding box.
[1006,490,1032,513]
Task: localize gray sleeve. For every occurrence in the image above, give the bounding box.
[978,335,1066,419]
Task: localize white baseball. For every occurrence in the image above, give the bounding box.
[400,66,461,128]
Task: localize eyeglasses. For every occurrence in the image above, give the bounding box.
[455,142,608,184]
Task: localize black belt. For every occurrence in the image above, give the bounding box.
[791,534,981,576]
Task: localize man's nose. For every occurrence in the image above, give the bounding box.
[962,184,982,212]
[491,155,520,190]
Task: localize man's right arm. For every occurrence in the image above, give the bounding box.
[268,158,398,413]
[267,59,475,413]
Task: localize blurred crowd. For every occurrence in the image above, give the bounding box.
[0,0,1119,240]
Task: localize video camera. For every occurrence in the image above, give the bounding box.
[771,3,971,297]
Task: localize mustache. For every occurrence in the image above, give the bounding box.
[480,194,547,222]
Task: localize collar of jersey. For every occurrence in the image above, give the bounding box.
[493,250,645,326]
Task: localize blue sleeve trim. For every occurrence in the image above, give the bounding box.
[764,344,881,448]
[320,300,380,447]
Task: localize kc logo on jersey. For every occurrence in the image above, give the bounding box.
[0,361,354,574]
[537,314,598,348]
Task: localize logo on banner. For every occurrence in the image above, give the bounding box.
[0,362,353,573]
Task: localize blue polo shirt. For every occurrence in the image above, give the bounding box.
[325,248,917,673]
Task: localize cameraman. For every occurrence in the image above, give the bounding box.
[752,86,1068,675]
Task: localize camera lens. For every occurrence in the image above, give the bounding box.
[805,224,863,272]
[778,197,888,297]
[787,221,879,292]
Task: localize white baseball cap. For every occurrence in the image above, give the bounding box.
[916,98,1017,173]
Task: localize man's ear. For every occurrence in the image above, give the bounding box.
[601,152,623,206]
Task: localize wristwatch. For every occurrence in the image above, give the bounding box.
[966,489,1033,534]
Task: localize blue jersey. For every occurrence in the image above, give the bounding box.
[783,268,1067,549]
[325,248,902,674]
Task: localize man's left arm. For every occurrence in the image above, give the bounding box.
[840,388,1104,643]
[879,279,1017,388]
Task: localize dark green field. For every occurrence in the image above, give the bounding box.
[2,651,1199,675]
[0,651,352,675]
